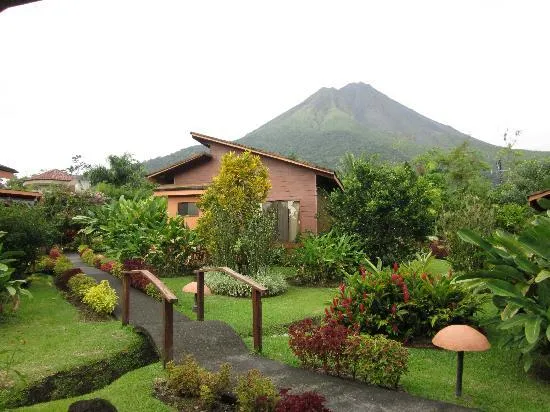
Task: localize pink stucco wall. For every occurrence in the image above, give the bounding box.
[170,142,319,233]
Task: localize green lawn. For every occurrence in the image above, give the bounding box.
[162,276,336,337]
[0,278,143,407]
[14,363,173,412]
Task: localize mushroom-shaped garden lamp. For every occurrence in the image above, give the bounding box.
[182,281,211,312]
[432,324,490,397]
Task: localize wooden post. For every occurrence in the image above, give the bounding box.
[197,271,204,321]
[163,300,174,367]
[252,289,262,352]
[122,273,130,325]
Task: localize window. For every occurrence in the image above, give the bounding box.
[177,202,199,216]
[264,200,300,242]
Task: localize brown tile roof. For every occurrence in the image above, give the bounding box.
[0,164,18,173]
[0,189,42,199]
[191,132,343,189]
[147,153,212,178]
[27,169,73,182]
[528,189,550,211]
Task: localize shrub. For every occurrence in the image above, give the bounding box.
[288,319,408,388]
[166,355,232,400]
[438,193,496,272]
[100,261,114,273]
[455,206,550,371]
[325,263,482,341]
[292,230,363,285]
[0,204,56,272]
[205,270,288,297]
[145,283,162,301]
[346,334,408,387]
[54,268,83,290]
[53,255,73,276]
[36,255,56,273]
[276,389,331,412]
[110,261,124,279]
[93,254,105,269]
[288,319,352,376]
[327,154,436,264]
[49,247,62,259]
[235,369,279,412]
[81,249,95,266]
[77,244,89,254]
[83,280,118,315]
[197,151,279,278]
[68,274,97,299]
[144,217,202,277]
[129,272,151,292]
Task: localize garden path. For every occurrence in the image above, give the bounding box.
[67,253,469,411]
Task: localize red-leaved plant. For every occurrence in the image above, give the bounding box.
[276,389,331,412]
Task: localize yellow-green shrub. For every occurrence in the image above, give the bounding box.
[110,261,124,279]
[166,355,232,400]
[53,255,73,276]
[235,369,279,412]
[68,274,97,298]
[83,280,118,315]
[36,255,56,273]
[81,249,94,265]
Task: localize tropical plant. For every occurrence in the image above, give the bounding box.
[0,232,31,314]
[455,206,550,371]
[144,217,202,276]
[292,230,364,285]
[325,262,482,341]
[74,196,168,261]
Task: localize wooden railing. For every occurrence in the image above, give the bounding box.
[122,270,178,367]
[195,267,268,352]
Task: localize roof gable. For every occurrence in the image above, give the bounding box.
[148,132,343,190]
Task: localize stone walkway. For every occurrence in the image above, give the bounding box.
[67,254,468,411]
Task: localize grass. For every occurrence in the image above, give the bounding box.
[14,363,173,412]
[251,335,550,411]
[0,277,142,404]
[162,276,336,337]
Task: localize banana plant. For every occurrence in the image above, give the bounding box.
[0,232,31,314]
[454,207,550,371]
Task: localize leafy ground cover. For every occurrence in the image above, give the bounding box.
[14,363,172,412]
[0,278,146,408]
[162,275,335,337]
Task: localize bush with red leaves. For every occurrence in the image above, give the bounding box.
[100,261,114,273]
[55,268,84,290]
[49,247,62,259]
[288,319,355,376]
[288,318,409,388]
[276,389,331,412]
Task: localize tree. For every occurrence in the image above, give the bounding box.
[327,154,436,264]
[66,154,91,175]
[197,151,276,276]
[86,153,155,199]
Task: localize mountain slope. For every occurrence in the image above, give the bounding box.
[144,83,545,172]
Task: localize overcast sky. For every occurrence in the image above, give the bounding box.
[1,0,549,176]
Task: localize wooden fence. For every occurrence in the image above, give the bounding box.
[195,267,267,352]
[122,270,178,366]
